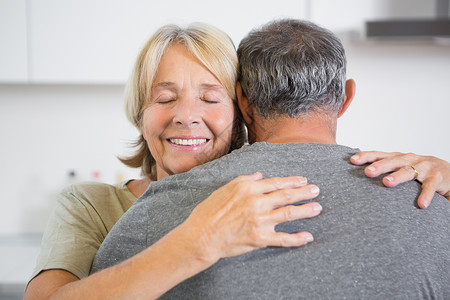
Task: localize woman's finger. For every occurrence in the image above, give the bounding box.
[381,165,421,187]
[350,151,400,165]
[416,179,440,209]
[381,165,436,208]
[260,184,320,209]
[253,175,308,194]
[362,153,418,178]
[266,231,314,248]
[232,172,264,183]
[264,202,322,224]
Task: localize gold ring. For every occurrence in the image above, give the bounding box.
[410,165,419,180]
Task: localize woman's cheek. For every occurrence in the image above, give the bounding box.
[209,105,235,132]
[142,107,169,136]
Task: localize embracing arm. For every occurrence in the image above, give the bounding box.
[351,151,450,208]
[26,225,214,300]
[25,173,321,300]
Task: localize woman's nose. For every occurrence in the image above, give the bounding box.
[172,97,201,127]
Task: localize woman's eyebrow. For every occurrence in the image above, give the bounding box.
[200,83,224,90]
[153,81,176,88]
[152,82,224,91]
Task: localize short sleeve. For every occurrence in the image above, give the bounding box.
[30,186,109,280]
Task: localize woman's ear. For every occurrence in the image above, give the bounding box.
[236,82,253,125]
[139,120,147,141]
[338,79,356,118]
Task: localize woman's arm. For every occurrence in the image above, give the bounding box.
[25,173,321,300]
[350,151,450,208]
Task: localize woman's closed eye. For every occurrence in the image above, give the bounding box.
[201,97,219,104]
[200,92,224,104]
[155,95,177,104]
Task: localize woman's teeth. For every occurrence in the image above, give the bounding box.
[169,138,207,146]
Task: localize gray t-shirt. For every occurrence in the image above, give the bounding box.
[93,143,450,299]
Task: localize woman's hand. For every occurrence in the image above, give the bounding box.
[350,151,450,208]
[180,172,321,265]
[26,173,321,300]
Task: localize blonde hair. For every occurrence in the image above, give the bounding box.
[120,23,246,180]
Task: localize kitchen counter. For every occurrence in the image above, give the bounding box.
[0,234,42,299]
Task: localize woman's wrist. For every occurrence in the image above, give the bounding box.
[170,221,219,270]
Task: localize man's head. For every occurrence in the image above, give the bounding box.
[236,19,355,143]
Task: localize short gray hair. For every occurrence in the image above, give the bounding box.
[237,19,347,118]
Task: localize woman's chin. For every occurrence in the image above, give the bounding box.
[171,160,209,175]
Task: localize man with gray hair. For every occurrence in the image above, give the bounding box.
[93,19,450,298]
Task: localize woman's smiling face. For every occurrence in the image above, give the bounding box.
[141,43,235,180]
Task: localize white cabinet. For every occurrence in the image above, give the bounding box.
[309,0,436,37]
[0,0,28,83]
[26,0,309,84]
[0,0,440,84]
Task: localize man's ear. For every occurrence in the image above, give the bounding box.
[338,79,356,118]
[236,82,253,125]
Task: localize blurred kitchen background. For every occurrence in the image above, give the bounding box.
[1,0,449,298]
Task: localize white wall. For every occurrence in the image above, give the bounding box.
[0,84,141,234]
[311,0,450,159]
[338,39,450,160]
[0,0,449,235]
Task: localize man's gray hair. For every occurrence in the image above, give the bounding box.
[237,19,347,118]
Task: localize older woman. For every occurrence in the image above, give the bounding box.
[25,22,450,299]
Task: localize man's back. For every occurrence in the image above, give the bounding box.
[93,143,450,299]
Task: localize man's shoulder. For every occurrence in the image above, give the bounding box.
[192,142,359,174]
[147,142,361,192]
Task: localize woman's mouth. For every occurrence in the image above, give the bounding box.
[168,138,209,146]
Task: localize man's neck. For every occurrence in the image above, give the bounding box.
[251,113,338,145]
